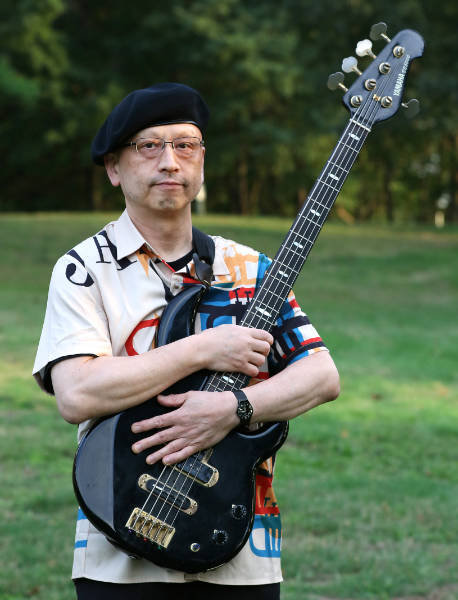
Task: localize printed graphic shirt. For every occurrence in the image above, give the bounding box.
[33,210,327,585]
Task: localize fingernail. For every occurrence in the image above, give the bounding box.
[132,444,141,453]
[131,424,140,433]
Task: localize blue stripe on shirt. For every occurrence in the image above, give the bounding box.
[77,508,87,520]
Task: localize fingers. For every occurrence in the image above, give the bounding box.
[156,394,186,407]
[251,329,274,346]
[147,440,199,466]
[198,324,273,375]
[131,424,177,454]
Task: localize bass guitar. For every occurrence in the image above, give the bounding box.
[73,23,424,573]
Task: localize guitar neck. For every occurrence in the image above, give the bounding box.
[205,118,371,394]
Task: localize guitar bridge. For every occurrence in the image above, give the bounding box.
[126,508,175,548]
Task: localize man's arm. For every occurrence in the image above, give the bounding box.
[51,324,273,424]
[130,350,339,465]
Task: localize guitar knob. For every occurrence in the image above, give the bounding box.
[327,72,348,92]
[370,22,391,42]
[341,56,362,76]
[356,39,377,59]
[231,504,247,520]
[212,529,229,545]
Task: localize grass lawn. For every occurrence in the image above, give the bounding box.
[0,212,457,599]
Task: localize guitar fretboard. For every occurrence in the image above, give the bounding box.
[205,117,371,394]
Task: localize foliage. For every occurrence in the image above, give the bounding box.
[0,0,456,221]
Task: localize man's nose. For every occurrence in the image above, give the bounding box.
[157,143,180,171]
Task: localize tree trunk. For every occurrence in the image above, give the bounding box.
[238,158,249,215]
[446,133,457,223]
[91,165,104,211]
[383,162,395,223]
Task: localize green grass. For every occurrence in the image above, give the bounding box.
[0,212,457,599]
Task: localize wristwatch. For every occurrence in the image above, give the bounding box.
[233,390,253,427]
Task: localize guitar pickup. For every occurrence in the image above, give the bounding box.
[138,474,197,515]
[126,507,175,548]
[175,449,219,487]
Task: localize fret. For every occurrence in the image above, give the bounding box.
[260,287,285,305]
[304,214,324,227]
[281,245,310,260]
[339,140,360,155]
[302,197,331,212]
[327,160,348,173]
[317,178,340,193]
[289,230,317,245]
[270,258,299,275]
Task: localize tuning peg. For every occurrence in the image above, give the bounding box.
[342,56,362,76]
[370,22,391,42]
[402,99,420,118]
[327,72,348,92]
[356,39,377,59]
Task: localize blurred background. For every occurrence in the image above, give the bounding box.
[1,2,457,599]
[0,0,456,223]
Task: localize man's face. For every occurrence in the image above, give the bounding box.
[104,123,205,220]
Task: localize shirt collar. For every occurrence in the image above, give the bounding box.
[113,210,151,260]
[113,209,229,276]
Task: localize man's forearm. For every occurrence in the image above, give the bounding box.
[52,335,204,424]
[245,351,340,424]
[52,324,274,424]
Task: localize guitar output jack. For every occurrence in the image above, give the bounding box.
[190,542,200,552]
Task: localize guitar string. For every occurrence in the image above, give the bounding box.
[141,100,374,534]
[155,66,400,524]
[145,454,204,544]
[201,64,399,397]
[129,57,402,547]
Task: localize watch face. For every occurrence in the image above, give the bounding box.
[237,400,253,424]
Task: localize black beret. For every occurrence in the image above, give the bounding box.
[91,82,209,165]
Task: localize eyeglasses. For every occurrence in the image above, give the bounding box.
[123,136,204,159]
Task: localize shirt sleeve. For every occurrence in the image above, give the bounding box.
[33,255,113,393]
[252,253,327,373]
[269,290,328,373]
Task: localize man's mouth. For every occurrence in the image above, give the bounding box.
[151,179,185,188]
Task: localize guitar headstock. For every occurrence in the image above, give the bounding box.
[328,24,424,127]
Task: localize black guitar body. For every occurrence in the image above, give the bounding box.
[73,285,289,573]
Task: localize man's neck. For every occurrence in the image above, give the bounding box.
[127,207,193,262]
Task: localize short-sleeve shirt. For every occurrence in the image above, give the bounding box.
[33,210,327,585]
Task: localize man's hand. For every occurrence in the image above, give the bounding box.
[131,390,239,466]
[196,325,273,377]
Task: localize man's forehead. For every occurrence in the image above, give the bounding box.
[133,123,202,140]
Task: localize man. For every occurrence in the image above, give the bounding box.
[33,83,339,600]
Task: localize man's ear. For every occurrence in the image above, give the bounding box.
[200,146,205,185]
[104,153,121,187]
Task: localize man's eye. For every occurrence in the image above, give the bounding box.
[144,140,161,149]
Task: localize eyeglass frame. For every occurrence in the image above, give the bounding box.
[122,136,205,159]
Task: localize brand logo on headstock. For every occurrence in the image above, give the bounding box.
[393,55,410,96]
